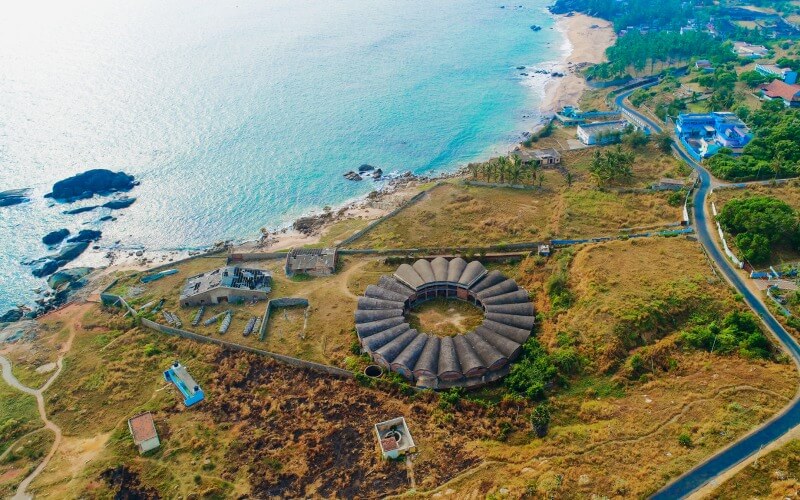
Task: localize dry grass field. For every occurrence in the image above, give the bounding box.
[3,234,792,498]
[406,298,484,337]
[712,438,800,498]
[349,181,683,250]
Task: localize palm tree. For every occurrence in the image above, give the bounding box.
[772,153,784,180]
[565,171,574,188]
[497,156,508,184]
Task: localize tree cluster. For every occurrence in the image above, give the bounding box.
[681,310,771,359]
[586,32,735,80]
[588,145,635,186]
[717,195,800,264]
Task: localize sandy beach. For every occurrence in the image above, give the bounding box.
[540,13,616,113]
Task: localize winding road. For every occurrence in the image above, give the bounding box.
[614,88,800,498]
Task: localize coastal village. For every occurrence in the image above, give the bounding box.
[4,0,800,498]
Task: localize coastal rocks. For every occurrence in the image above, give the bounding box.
[530,25,542,31]
[373,168,383,179]
[31,241,90,278]
[64,205,99,215]
[293,211,334,236]
[45,169,137,201]
[343,171,363,181]
[47,267,93,290]
[42,229,70,246]
[0,309,23,323]
[0,189,30,207]
[102,197,136,210]
[358,164,376,172]
[551,72,565,77]
[67,229,102,243]
[32,260,63,278]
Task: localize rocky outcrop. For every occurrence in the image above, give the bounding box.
[359,164,376,172]
[63,205,99,215]
[343,171,363,181]
[102,197,136,210]
[0,309,23,323]
[31,241,90,278]
[67,230,102,243]
[47,267,93,290]
[0,189,30,207]
[45,169,137,201]
[42,229,70,246]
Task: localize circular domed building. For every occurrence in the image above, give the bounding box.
[354,257,535,389]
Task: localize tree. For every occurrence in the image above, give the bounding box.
[654,132,673,154]
[565,171,574,188]
[739,70,769,89]
[588,145,635,186]
[530,404,552,438]
[718,196,800,263]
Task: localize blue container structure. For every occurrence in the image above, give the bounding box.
[163,361,204,407]
[141,269,179,284]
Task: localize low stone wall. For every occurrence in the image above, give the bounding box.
[102,292,349,379]
[259,297,310,340]
[462,180,542,191]
[228,251,288,263]
[141,318,352,379]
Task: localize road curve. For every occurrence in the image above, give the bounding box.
[614,88,800,498]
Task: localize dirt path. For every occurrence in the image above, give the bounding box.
[0,304,85,500]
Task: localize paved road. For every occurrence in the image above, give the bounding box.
[614,88,800,498]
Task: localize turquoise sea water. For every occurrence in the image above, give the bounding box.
[0,0,563,312]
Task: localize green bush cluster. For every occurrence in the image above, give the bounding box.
[717,195,799,264]
[505,339,559,401]
[681,310,771,359]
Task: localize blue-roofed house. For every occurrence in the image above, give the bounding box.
[675,112,753,159]
[164,361,205,406]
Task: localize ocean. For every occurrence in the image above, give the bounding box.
[0,0,565,312]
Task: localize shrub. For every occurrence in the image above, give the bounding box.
[530,404,552,438]
[143,343,161,357]
[678,433,693,447]
[506,339,558,400]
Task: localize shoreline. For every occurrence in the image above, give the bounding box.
[540,13,616,114]
[5,12,618,318]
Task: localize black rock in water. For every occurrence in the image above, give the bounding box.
[32,260,63,278]
[0,309,23,323]
[45,169,137,201]
[67,230,102,243]
[0,189,30,207]
[42,229,71,246]
[63,205,99,215]
[343,171,363,181]
[358,164,375,172]
[102,197,136,210]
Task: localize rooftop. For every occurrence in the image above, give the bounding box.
[128,412,157,443]
[286,248,337,272]
[762,80,800,102]
[180,266,272,300]
[577,120,628,133]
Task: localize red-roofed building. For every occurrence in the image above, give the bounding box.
[761,80,800,107]
[128,412,160,454]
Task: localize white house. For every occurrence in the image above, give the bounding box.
[576,120,629,146]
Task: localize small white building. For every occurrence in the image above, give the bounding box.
[576,120,629,146]
[375,417,416,459]
[128,412,160,454]
[531,148,562,166]
[733,42,769,58]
